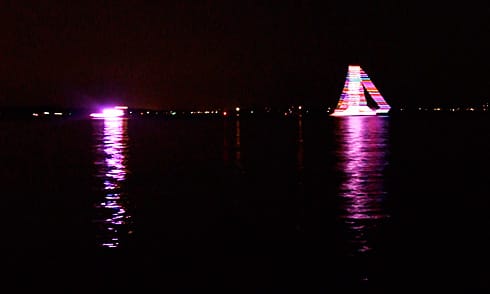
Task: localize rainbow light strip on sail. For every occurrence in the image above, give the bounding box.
[360,68,391,114]
[331,65,390,116]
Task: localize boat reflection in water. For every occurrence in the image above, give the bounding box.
[92,117,132,248]
[335,116,390,255]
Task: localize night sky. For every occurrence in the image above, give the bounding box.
[1,1,489,110]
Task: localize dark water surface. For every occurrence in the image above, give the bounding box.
[1,114,488,292]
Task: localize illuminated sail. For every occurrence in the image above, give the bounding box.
[331,65,390,116]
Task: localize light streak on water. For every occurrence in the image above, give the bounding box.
[336,116,390,254]
[92,117,132,248]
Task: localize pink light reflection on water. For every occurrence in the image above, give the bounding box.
[93,117,131,248]
[336,116,390,254]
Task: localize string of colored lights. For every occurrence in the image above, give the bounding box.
[360,69,391,114]
[331,65,391,116]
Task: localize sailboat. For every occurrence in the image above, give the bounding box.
[330,65,390,116]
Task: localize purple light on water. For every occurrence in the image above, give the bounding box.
[93,117,131,248]
[90,107,125,119]
[337,116,390,254]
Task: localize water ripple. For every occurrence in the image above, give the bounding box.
[92,118,132,248]
[335,116,390,254]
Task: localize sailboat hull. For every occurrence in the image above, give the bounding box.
[331,105,377,116]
